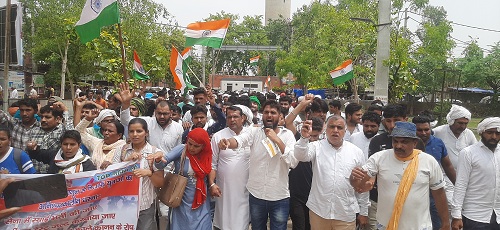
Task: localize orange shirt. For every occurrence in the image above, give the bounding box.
[95,98,108,109]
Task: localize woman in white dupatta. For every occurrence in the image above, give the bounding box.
[75,109,126,169]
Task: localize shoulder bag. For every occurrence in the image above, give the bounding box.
[158,148,187,208]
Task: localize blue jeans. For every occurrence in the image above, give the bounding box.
[463,212,500,230]
[249,194,289,230]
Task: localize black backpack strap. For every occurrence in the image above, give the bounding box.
[13,148,23,174]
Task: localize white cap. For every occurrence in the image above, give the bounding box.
[298,96,305,102]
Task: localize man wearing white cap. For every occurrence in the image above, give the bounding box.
[209,105,252,230]
[433,105,477,205]
[451,117,500,229]
[222,93,230,103]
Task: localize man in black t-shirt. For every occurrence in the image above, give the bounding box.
[289,117,324,230]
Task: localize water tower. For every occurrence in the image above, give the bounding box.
[265,0,291,25]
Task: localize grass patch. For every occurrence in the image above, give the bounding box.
[467,117,482,140]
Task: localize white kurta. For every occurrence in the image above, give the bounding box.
[211,127,251,230]
[433,124,477,206]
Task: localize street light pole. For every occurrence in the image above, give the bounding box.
[3,0,11,110]
[374,0,391,103]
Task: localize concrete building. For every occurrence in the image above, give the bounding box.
[209,75,282,92]
[265,0,291,25]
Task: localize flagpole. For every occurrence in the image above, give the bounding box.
[211,49,221,87]
[186,64,203,85]
[117,23,128,80]
[175,46,203,85]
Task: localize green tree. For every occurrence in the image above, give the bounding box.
[23,0,87,98]
[276,1,378,97]
[411,6,455,103]
[483,43,500,104]
[24,0,184,95]
[459,41,500,104]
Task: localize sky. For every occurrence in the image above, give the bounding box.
[154,0,500,58]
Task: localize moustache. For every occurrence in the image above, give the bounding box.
[394,148,405,153]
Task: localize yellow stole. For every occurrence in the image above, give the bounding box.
[386,149,421,230]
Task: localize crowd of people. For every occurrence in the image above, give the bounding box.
[0,83,499,230]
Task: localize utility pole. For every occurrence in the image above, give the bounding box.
[403,8,408,38]
[3,0,11,110]
[374,0,391,103]
[439,68,446,124]
[211,49,216,87]
[31,18,37,73]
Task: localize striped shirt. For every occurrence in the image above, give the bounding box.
[0,110,40,150]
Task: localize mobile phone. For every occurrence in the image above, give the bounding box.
[3,174,68,208]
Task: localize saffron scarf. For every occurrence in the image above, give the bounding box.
[386,149,420,230]
[186,128,212,209]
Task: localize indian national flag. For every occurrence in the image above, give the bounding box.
[132,50,149,80]
[330,59,354,86]
[180,47,196,89]
[265,76,271,88]
[170,46,189,94]
[250,55,260,66]
[75,0,120,44]
[181,47,192,75]
[184,19,230,48]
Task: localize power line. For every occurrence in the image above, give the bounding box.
[450,36,491,53]
[452,22,500,33]
[407,11,500,33]
[407,16,491,53]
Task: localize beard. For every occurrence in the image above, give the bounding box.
[263,120,278,129]
[364,131,377,139]
[193,122,206,128]
[482,138,500,150]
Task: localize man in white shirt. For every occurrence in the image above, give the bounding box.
[296,115,369,229]
[118,83,183,154]
[451,117,500,229]
[351,122,450,229]
[249,95,262,125]
[9,87,18,99]
[75,87,82,98]
[218,100,297,230]
[433,104,477,205]
[209,105,252,230]
[279,95,293,116]
[182,87,212,128]
[325,100,344,118]
[344,102,363,141]
[349,111,381,160]
[29,86,38,99]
